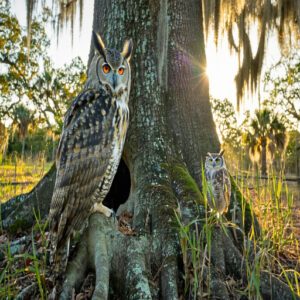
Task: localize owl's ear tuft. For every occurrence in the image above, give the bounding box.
[122,38,133,61]
[219,149,225,156]
[207,152,212,157]
[93,31,106,57]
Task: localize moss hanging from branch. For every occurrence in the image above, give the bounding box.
[202,0,300,105]
[26,0,84,49]
[25,0,299,104]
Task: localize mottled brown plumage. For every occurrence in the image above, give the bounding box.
[48,32,133,287]
[205,150,231,217]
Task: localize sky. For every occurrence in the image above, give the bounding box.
[10,0,283,118]
[11,0,94,67]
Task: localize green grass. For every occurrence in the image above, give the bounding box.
[241,173,299,299]
[0,209,49,299]
[0,158,52,298]
[0,158,52,203]
[174,165,300,299]
[0,159,299,298]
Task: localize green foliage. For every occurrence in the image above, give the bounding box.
[211,97,294,175]
[12,104,35,139]
[210,97,242,150]
[7,127,58,161]
[0,5,86,130]
[173,164,299,298]
[285,130,300,175]
[264,51,300,131]
[0,210,49,298]
[0,4,86,160]
[0,123,9,156]
[37,56,86,129]
[210,97,252,172]
[243,108,287,174]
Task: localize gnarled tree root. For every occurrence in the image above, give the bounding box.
[5,170,298,299]
[60,214,155,300]
[1,165,55,234]
[56,213,299,300]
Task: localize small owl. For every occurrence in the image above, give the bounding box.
[48,31,133,282]
[205,150,231,217]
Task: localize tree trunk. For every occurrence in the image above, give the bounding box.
[21,137,26,161]
[1,1,298,299]
[261,138,267,176]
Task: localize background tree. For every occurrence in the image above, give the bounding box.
[210,97,242,149]
[243,108,287,176]
[0,122,9,161]
[264,50,300,131]
[11,104,36,160]
[210,97,251,172]
[2,0,300,299]
[32,56,86,129]
[285,130,300,176]
[0,5,86,130]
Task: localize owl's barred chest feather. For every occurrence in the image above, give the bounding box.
[205,163,231,214]
[58,90,128,167]
[93,97,129,200]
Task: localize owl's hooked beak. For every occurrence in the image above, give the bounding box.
[112,73,117,90]
[110,73,126,97]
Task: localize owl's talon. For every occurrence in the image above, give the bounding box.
[92,203,114,218]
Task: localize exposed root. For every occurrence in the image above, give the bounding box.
[60,214,155,299]
[211,227,226,274]
[16,283,38,300]
[88,214,113,300]
[210,278,230,300]
[123,239,152,299]
[60,234,88,299]
[160,259,178,299]
[222,231,246,280]
[260,271,300,300]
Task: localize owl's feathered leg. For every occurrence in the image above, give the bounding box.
[92,202,114,217]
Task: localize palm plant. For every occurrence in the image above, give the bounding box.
[12,104,36,160]
[244,108,287,176]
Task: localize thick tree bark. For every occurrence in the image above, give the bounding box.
[1,0,299,299]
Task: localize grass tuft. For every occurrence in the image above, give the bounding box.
[172,164,300,299]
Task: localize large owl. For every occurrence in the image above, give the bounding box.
[48,31,133,281]
[205,150,231,217]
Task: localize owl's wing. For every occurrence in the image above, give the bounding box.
[49,88,114,251]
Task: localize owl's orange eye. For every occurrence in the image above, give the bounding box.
[118,67,125,75]
[102,64,111,74]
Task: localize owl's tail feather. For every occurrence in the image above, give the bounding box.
[49,236,70,298]
[53,239,70,277]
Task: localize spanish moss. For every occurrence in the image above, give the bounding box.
[25,0,300,106]
[202,0,300,105]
